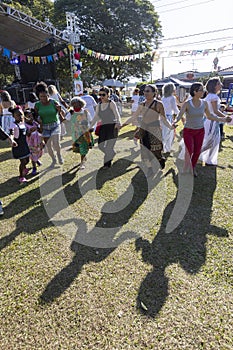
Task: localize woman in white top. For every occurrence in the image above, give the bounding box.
[199,77,228,165]
[0,91,16,135]
[130,88,140,124]
[161,83,179,154]
[48,85,68,138]
[24,92,38,110]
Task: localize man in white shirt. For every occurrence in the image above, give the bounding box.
[80,90,97,121]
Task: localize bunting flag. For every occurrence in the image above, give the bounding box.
[1,42,233,65]
[79,43,233,61]
[0,44,71,65]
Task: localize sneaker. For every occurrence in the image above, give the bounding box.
[37,160,42,166]
[0,201,4,215]
[19,177,27,184]
[80,162,85,170]
[31,168,37,176]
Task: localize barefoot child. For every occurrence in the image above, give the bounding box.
[9,107,30,183]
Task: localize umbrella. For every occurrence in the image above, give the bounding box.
[102,79,124,87]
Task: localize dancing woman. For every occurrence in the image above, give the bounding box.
[90,87,121,169]
[34,82,64,166]
[123,84,174,177]
[161,83,179,154]
[175,82,231,176]
[199,77,229,166]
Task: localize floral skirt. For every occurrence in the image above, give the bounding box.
[72,132,94,156]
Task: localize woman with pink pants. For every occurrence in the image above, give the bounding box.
[175,82,231,177]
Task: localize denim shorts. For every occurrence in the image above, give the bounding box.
[42,121,61,138]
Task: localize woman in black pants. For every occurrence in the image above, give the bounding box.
[91,87,121,168]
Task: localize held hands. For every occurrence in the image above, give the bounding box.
[171,122,177,130]
[120,123,127,129]
[225,116,232,123]
[115,123,122,130]
[11,139,17,147]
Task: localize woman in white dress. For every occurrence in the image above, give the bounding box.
[161,83,179,154]
[199,77,227,166]
[0,91,16,134]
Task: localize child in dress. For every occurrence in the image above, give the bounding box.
[9,107,30,184]
[24,109,44,175]
[66,97,94,169]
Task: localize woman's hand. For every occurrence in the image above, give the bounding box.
[8,136,17,147]
[115,123,121,129]
[225,116,232,123]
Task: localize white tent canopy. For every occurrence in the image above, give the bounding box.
[102,79,124,87]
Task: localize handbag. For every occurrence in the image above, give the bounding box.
[95,121,102,136]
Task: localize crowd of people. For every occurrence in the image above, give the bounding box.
[0,77,232,215]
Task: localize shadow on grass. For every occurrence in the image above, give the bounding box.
[39,158,164,303]
[0,165,80,251]
[136,166,229,318]
[0,149,13,162]
[118,129,136,140]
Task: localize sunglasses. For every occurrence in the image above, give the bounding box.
[99,93,106,97]
[144,90,152,93]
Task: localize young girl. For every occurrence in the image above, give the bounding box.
[9,107,30,183]
[66,97,94,170]
[24,109,44,175]
[0,90,16,134]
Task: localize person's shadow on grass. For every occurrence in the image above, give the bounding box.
[39,161,164,303]
[136,166,229,318]
[0,165,80,251]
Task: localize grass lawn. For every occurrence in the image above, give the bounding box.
[0,110,232,350]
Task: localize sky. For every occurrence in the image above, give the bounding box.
[150,0,233,79]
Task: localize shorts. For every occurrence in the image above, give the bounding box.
[42,121,61,138]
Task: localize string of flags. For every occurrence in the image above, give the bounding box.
[0,44,74,65]
[80,43,233,61]
[1,42,233,65]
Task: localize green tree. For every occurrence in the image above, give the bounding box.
[54,0,162,83]
[3,0,53,21]
[0,57,15,88]
[0,1,54,88]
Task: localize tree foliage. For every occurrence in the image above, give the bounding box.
[3,0,53,21]
[54,0,162,84]
[0,0,161,88]
[0,0,54,88]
